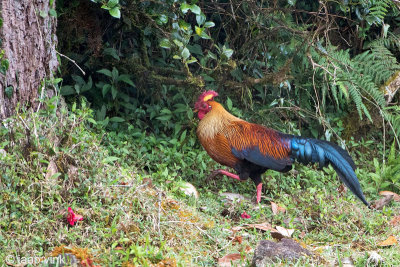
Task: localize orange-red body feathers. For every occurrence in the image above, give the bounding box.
[197,101,291,170]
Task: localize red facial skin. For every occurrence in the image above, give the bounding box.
[194,90,218,119]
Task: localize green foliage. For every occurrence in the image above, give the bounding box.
[91,0,120,18]
[384,105,400,138]
[309,38,400,121]
[369,141,400,190]
[54,0,400,145]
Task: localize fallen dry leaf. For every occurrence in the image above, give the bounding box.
[232,222,274,232]
[299,231,306,239]
[337,184,347,196]
[217,253,243,267]
[142,177,153,187]
[246,222,275,232]
[271,201,286,215]
[243,245,253,254]
[232,236,243,244]
[389,215,400,226]
[371,195,393,210]
[377,235,397,247]
[379,191,400,202]
[45,160,58,180]
[270,226,295,240]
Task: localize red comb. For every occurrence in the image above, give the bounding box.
[197,90,218,103]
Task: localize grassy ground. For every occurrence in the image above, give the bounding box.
[0,102,399,266]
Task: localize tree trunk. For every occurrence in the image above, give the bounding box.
[0,0,58,120]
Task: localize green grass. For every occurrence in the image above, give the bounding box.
[0,100,399,266]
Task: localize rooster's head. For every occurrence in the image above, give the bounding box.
[194,90,218,120]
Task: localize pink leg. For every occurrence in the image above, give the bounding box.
[256,183,263,203]
[208,169,263,203]
[208,169,240,181]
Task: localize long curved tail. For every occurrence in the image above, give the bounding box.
[290,137,369,206]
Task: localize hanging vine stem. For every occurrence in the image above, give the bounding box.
[56,51,86,76]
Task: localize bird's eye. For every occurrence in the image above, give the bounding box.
[208,105,211,109]
[201,102,207,109]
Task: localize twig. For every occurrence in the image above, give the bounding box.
[157,191,162,233]
[56,51,86,75]
[109,184,135,187]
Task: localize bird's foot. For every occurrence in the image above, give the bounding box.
[207,169,240,181]
[256,183,263,204]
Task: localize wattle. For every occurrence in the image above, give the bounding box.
[198,111,206,120]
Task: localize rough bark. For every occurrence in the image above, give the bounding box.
[0,0,58,120]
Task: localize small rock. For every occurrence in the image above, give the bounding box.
[367,251,384,266]
[251,238,312,266]
[342,257,355,267]
[0,148,6,158]
[219,192,249,202]
[179,182,199,199]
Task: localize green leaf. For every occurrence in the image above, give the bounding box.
[60,85,76,96]
[109,7,120,18]
[102,84,111,97]
[158,14,168,25]
[52,78,63,84]
[190,5,201,15]
[173,55,181,60]
[81,76,93,93]
[102,156,120,164]
[223,48,234,59]
[103,48,120,60]
[226,97,233,110]
[108,0,119,8]
[204,21,215,28]
[186,57,197,64]
[101,4,111,10]
[196,13,206,26]
[195,26,203,36]
[187,44,203,56]
[208,51,217,60]
[110,116,125,122]
[178,20,191,32]
[50,173,62,179]
[173,39,184,47]
[97,105,106,121]
[181,48,190,60]
[180,3,191,14]
[49,8,57,17]
[72,74,85,85]
[118,74,134,86]
[97,69,113,77]
[160,39,171,49]
[87,118,97,125]
[201,74,215,81]
[111,85,117,99]
[199,31,211,40]
[39,10,47,18]
[180,130,187,143]
[156,115,172,121]
[111,67,119,80]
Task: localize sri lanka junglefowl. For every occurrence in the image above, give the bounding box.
[195,90,369,206]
